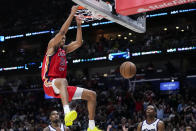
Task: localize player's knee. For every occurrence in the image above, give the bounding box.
[89,91,96,101]
[55,79,68,89]
[60,79,68,87]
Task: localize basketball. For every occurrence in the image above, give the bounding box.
[120,61,136,79]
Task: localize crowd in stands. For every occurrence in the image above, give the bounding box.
[0,0,195,66]
[0,28,195,66]
[0,68,196,130]
[0,0,195,35]
[0,0,73,34]
[0,1,196,130]
[0,59,182,92]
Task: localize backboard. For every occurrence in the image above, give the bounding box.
[116,0,196,16]
[72,0,146,33]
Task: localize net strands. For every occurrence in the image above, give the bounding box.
[72,0,146,33]
[75,6,104,22]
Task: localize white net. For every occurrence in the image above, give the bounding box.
[75,6,104,22]
[72,0,146,33]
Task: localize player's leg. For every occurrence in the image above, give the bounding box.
[69,86,101,131]
[67,86,101,130]
[53,78,69,106]
[81,89,96,121]
[52,78,77,126]
[81,89,101,131]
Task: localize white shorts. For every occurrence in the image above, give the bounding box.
[51,79,84,100]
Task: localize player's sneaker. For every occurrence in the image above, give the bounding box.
[64,110,77,126]
[87,126,102,131]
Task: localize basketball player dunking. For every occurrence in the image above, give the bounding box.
[41,6,101,131]
[137,105,165,131]
[43,110,69,131]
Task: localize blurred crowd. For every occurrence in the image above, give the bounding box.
[0,0,195,34]
[0,28,195,66]
[70,28,195,59]
[0,70,196,130]
[0,0,73,34]
[0,1,196,130]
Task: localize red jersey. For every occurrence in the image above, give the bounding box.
[41,48,67,80]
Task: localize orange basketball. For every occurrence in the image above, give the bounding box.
[120,61,136,79]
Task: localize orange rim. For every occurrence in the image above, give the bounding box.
[78,6,85,10]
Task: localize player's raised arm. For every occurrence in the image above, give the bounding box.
[48,5,78,49]
[63,16,83,53]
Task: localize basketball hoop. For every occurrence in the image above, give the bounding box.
[72,0,146,33]
[75,6,104,22]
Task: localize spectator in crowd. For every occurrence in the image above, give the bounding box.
[43,110,69,131]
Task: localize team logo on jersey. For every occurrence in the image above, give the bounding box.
[58,51,66,56]
[59,67,65,71]
[60,57,66,66]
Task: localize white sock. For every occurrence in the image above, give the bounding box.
[63,105,70,115]
[89,120,95,130]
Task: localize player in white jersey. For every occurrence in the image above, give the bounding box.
[137,105,165,131]
[43,110,69,131]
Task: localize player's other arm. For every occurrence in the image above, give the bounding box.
[137,122,142,131]
[48,6,78,49]
[158,120,165,131]
[43,127,50,131]
[63,16,82,53]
